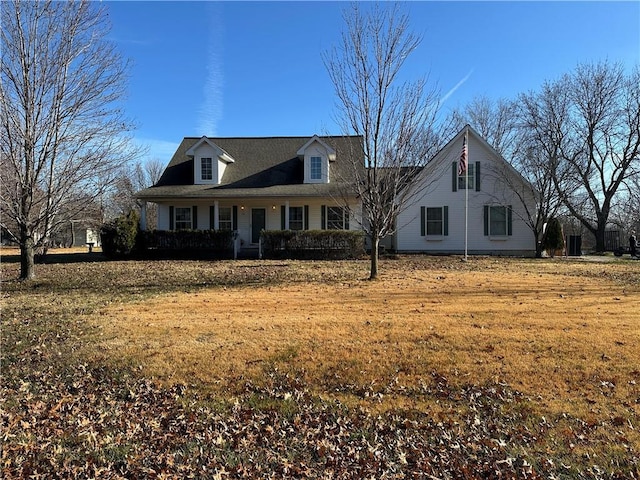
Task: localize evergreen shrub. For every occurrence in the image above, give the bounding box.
[543,218,565,257]
[100,211,140,258]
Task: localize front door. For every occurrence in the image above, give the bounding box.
[251,208,266,244]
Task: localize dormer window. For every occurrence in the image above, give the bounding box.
[187,136,235,185]
[310,156,322,181]
[297,135,336,184]
[201,158,213,181]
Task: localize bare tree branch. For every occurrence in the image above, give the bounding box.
[1,0,139,279]
[323,2,448,279]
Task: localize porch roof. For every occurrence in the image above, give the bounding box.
[136,182,355,201]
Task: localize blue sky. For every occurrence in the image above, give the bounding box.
[105,1,640,163]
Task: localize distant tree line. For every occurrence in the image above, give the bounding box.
[448,61,640,255]
[2,0,637,282]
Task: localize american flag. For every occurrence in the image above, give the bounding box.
[458,131,468,176]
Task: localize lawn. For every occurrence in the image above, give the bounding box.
[1,248,639,478]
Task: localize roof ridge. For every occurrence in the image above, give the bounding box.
[181,135,362,140]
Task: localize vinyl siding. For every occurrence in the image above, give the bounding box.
[395,133,535,255]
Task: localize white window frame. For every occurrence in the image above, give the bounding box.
[458,163,475,190]
[327,206,348,230]
[488,205,508,237]
[218,206,232,231]
[289,206,304,231]
[175,207,192,230]
[426,207,444,236]
[201,157,213,181]
[310,156,322,181]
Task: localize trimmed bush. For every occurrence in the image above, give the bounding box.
[261,230,365,260]
[137,229,235,259]
[100,211,140,258]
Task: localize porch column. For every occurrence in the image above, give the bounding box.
[284,201,290,230]
[139,202,147,231]
[213,201,219,230]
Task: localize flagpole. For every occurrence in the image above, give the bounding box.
[464,126,468,262]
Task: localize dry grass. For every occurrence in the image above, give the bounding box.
[94,256,640,427]
[3,248,639,475]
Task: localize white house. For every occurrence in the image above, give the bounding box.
[136,127,536,257]
[136,135,363,255]
[386,126,536,256]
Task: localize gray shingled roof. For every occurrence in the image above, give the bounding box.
[136,136,363,200]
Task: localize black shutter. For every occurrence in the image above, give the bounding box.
[321,205,326,229]
[209,206,215,230]
[232,206,238,231]
[484,205,489,236]
[304,205,309,230]
[344,208,349,230]
[507,205,513,236]
[475,161,481,191]
[443,206,449,236]
[169,206,174,231]
[420,206,425,236]
[192,206,198,229]
[452,162,458,192]
[281,205,286,230]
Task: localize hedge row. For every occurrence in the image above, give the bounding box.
[261,230,365,260]
[101,212,364,261]
[136,230,235,259]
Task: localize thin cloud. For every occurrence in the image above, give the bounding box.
[197,5,224,136]
[441,69,474,104]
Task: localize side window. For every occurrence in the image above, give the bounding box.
[453,161,481,192]
[484,205,512,236]
[458,163,475,190]
[421,206,448,236]
[426,207,443,235]
[490,206,507,236]
[327,206,348,230]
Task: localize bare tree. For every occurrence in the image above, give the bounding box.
[0,0,138,279]
[610,172,640,238]
[108,159,163,228]
[323,2,445,279]
[535,61,640,252]
[511,80,581,257]
[625,173,640,232]
[450,95,518,158]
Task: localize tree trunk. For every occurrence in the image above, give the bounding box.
[369,236,379,280]
[594,223,606,253]
[20,233,36,281]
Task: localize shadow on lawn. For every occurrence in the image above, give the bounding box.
[0,251,109,265]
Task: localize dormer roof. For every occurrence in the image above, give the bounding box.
[296,135,337,161]
[186,136,235,163]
